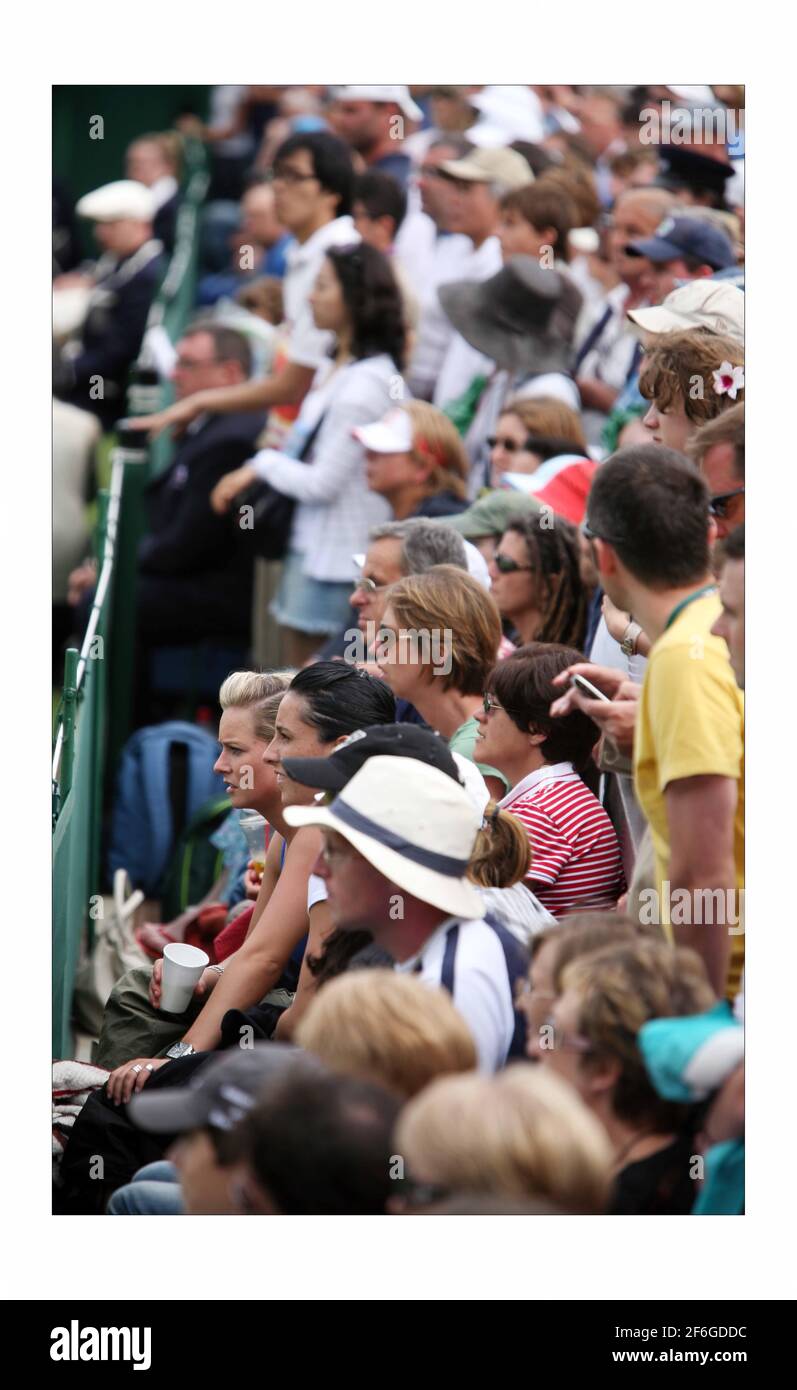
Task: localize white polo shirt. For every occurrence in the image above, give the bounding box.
[394,914,528,1073]
[283,215,359,370]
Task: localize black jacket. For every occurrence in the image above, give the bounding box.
[136,409,267,643]
[57,240,165,427]
[153,192,180,255]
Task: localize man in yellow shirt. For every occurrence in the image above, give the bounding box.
[581,445,744,998]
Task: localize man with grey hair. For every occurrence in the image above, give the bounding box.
[313,518,467,666]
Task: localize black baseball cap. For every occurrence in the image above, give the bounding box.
[627,215,735,271]
[282,722,461,793]
[654,146,735,200]
[128,1043,323,1135]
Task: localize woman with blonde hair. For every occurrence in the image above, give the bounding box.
[395,1064,613,1213]
[296,969,478,1100]
[537,937,716,1213]
[378,563,508,797]
[355,399,470,520]
[489,395,588,488]
[134,670,292,960]
[100,664,394,1085]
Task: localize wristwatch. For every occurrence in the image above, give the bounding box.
[620,620,642,658]
[166,1041,195,1060]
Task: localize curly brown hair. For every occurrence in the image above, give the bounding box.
[639,330,744,426]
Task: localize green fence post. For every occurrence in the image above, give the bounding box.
[60,647,79,803]
[106,441,150,779]
[95,487,110,559]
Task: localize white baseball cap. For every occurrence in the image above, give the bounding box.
[353,407,413,454]
[627,280,744,344]
[332,85,423,122]
[284,755,485,919]
[76,179,156,223]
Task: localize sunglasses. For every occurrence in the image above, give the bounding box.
[581,519,625,546]
[493,552,533,575]
[482,692,527,725]
[709,485,745,519]
[487,434,538,453]
[482,692,507,716]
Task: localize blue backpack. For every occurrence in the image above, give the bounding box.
[108,721,225,897]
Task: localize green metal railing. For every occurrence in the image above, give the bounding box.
[52,140,209,1055]
[52,457,122,1055]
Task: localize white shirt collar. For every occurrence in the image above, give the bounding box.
[285,215,357,269]
[500,761,575,807]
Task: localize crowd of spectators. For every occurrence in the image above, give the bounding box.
[53,84,745,1218]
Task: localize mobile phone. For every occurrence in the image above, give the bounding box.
[571,673,612,703]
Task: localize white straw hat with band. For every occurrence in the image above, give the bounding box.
[284,755,485,919]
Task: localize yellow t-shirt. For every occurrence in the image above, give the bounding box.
[634,592,744,997]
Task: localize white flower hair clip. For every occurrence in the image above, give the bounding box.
[713,362,744,400]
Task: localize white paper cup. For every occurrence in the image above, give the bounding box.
[160,943,210,1014]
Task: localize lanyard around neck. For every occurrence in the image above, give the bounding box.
[664,583,717,632]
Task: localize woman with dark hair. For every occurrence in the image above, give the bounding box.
[101,663,395,1102]
[488,512,589,650]
[212,243,407,664]
[474,642,625,918]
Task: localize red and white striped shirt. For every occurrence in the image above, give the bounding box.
[500,762,625,919]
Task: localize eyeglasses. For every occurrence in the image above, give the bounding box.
[709,485,745,519]
[493,552,533,575]
[269,165,319,186]
[320,839,353,868]
[352,575,381,595]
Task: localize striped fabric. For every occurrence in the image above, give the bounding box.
[501,762,626,920]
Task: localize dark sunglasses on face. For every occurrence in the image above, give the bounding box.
[482,692,507,715]
[493,552,533,575]
[709,485,745,519]
[487,434,538,453]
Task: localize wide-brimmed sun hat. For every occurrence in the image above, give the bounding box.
[284,755,485,919]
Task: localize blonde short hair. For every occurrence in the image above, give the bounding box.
[396,1064,613,1212]
[296,970,477,1100]
[218,670,292,742]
